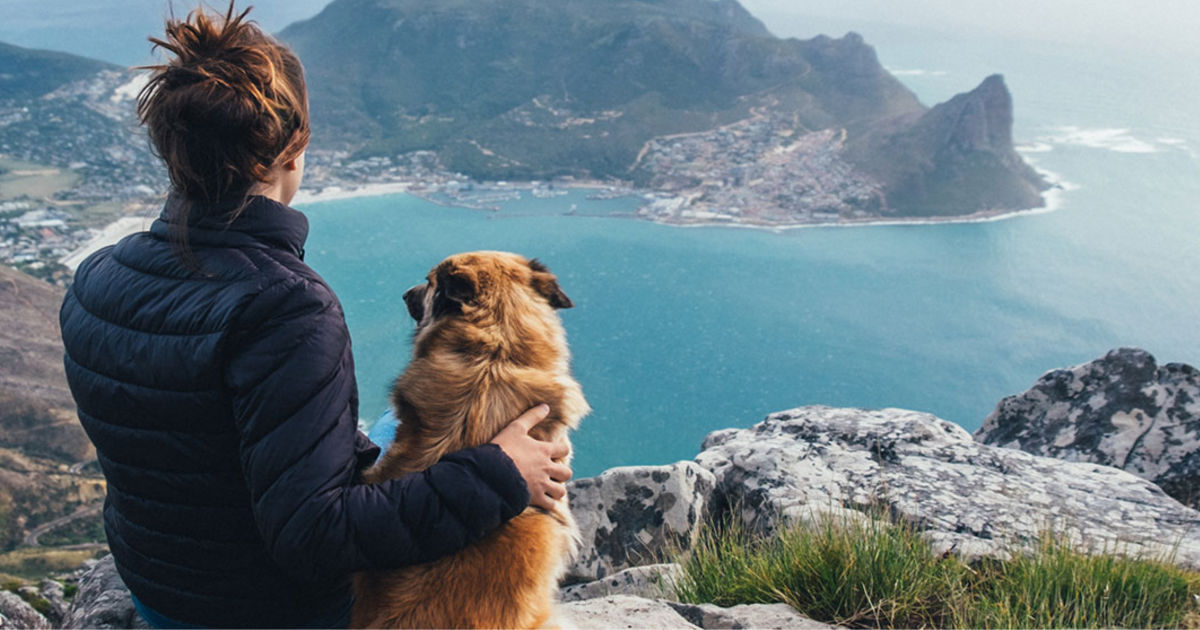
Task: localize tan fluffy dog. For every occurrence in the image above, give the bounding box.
[352,251,589,629]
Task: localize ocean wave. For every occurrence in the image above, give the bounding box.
[1016,142,1055,154]
[1042,126,1159,154]
[1156,137,1198,162]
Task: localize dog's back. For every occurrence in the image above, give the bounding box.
[353,252,587,629]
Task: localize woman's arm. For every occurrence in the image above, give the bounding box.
[225,275,530,582]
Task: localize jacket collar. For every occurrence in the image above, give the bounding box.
[150,192,309,259]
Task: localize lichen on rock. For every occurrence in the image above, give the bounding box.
[977,347,1200,509]
[694,405,1200,569]
[565,461,715,584]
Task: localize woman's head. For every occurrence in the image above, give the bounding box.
[138,3,310,206]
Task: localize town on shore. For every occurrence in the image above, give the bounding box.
[1,71,1052,287]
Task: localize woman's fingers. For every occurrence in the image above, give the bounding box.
[548,461,573,484]
[545,481,567,501]
[491,404,574,511]
[546,438,571,461]
[507,404,551,435]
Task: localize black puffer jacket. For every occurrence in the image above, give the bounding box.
[60,195,529,628]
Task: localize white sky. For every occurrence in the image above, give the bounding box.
[739,0,1200,57]
[2,0,1197,64]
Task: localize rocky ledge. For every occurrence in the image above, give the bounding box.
[976,347,1199,509]
[12,349,1199,629]
[693,406,1199,566]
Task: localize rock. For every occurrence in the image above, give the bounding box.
[667,601,832,629]
[977,348,1200,509]
[558,595,828,630]
[559,595,697,629]
[560,564,681,602]
[61,555,148,629]
[0,591,51,630]
[694,405,1200,569]
[34,581,68,628]
[566,462,715,583]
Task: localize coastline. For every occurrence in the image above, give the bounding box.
[649,169,1074,232]
[61,168,1075,268]
[292,165,1075,232]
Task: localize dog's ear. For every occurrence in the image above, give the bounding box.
[528,259,573,309]
[435,264,477,308]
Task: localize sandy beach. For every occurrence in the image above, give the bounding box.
[57,183,414,270]
[291,182,412,206]
[60,216,154,271]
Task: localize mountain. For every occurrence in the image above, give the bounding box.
[280,1,921,176]
[0,0,333,66]
[282,0,1045,217]
[847,74,1046,216]
[0,264,105,565]
[0,264,75,420]
[0,42,117,101]
[0,40,163,211]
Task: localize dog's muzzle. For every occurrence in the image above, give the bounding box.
[403,284,426,322]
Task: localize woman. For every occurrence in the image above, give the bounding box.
[59,4,571,627]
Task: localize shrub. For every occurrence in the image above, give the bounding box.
[675,512,1200,629]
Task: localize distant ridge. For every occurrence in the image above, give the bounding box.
[0,41,117,101]
[282,0,1046,217]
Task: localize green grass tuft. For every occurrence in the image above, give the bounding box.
[675,512,1200,629]
[965,534,1199,629]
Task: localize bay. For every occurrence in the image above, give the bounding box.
[302,18,1200,478]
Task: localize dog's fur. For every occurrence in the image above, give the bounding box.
[352,251,589,629]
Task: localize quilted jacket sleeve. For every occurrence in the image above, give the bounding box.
[225,276,529,582]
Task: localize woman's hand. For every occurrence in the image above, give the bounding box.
[490,404,572,511]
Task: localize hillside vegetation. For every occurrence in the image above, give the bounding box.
[0,265,105,570]
[283,0,919,178]
[282,0,1044,216]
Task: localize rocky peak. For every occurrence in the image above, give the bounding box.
[847,72,1046,216]
[922,73,1015,155]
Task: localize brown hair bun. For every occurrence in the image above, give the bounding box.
[138,2,310,206]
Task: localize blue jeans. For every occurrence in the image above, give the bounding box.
[132,595,352,629]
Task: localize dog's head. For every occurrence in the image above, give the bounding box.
[404,251,573,333]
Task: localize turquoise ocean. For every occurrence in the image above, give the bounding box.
[300,19,1200,477]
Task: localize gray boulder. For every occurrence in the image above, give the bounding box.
[61,555,148,629]
[559,595,698,629]
[0,591,50,630]
[976,347,1200,509]
[566,462,715,583]
[667,601,833,629]
[560,563,681,602]
[34,581,69,628]
[695,405,1200,569]
[558,595,828,630]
